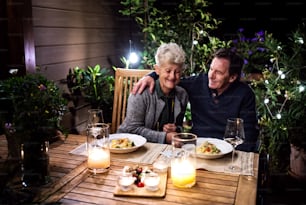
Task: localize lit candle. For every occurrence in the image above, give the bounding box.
[153,159,168,173]
[171,158,196,188]
[118,175,135,191]
[144,173,160,191]
[87,147,110,173]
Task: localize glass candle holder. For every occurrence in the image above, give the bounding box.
[118,173,135,191]
[153,159,168,173]
[171,133,197,188]
[144,172,160,191]
[87,123,110,174]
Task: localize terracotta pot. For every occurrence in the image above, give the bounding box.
[289,144,306,181]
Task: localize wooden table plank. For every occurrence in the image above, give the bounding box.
[34,161,88,202]
[235,154,259,205]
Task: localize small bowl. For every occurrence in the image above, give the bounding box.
[144,173,160,191]
[118,175,135,191]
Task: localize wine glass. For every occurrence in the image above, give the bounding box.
[223,118,245,172]
[87,109,104,127]
[86,109,105,144]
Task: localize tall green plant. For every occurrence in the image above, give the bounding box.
[67,65,114,110]
[232,27,306,172]
[120,0,230,75]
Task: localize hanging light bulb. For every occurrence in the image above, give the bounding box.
[128,51,139,64]
[127,39,139,67]
[126,1,140,69]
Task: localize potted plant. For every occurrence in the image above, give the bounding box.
[231,27,306,179]
[0,73,67,185]
[66,64,114,122]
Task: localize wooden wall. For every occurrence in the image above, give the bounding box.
[31,0,129,83]
[30,0,132,133]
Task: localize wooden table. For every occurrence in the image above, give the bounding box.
[0,134,258,205]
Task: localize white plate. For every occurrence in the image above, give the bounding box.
[109,133,147,154]
[196,138,233,159]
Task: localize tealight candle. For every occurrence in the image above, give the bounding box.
[144,173,160,191]
[153,159,168,173]
[87,147,110,174]
[118,175,135,191]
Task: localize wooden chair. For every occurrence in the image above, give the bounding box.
[111,68,152,133]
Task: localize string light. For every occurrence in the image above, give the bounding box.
[299,85,305,92]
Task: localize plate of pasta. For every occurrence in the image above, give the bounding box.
[109,133,147,154]
[196,138,233,159]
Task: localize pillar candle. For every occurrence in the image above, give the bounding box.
[171,158,196,188]
[87,147,110,169]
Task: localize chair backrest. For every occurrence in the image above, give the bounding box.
[111,68,152,133]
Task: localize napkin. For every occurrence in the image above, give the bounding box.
[69,142,167,165]
[69,143,87,156]
[159,149,254,176]
[196,150,254,176]
[111,143,167,164]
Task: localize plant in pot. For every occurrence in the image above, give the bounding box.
[66,64,114,123]
[0,73,67,186]
[232,27,306,180]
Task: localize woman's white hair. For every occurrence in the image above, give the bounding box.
[155,43,186,67]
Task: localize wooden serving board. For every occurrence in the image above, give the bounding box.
[113,172,167,197]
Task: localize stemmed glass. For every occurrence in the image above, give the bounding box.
[86,109,105,146]
[223,118,245,172]
[87,109,104,126]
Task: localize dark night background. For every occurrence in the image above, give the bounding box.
[210,0,306,41]
[158,0,306,42]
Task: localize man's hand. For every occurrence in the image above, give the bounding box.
[163,123,177,133]
[164,124,177,144]
[166,132,177,144]
[131,75,155,95]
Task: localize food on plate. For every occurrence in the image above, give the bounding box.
[196,141,221,154]
[111,138,135,148]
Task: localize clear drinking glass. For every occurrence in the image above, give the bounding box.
[87,123,110,174]
[223,118,245,172]
[171,133,197,188]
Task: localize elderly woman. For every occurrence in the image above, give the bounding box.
[117,42,188,144]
